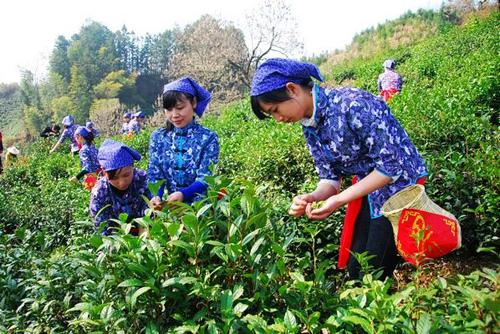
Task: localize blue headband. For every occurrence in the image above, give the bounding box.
[132,111,145,118]
[86,121,93,128]
[250,58,324,96]
[124,112,131,118]
[62,115,74,126]
[163,76,212,117]
[97,139,141,171]
[75,126,90,138]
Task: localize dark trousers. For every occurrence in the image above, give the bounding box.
[347,197,399,280]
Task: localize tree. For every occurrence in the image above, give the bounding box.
[170,15,249,104]
[89,98,123,136]
[237,0,304,87]
[51,96,76,124]
[69,65,93,123]
[19,70,42,110]
[49,36,71,84]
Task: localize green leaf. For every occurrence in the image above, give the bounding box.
[233,302,249,317]
[416,313,431,334]
[171,240,195,257]
[167,222,182,237]
[250,237,265,258]
[343,315,373,333]
[130,286,151,308]
[241,228,261,246]
[221,290,233,318]
[196,203,212,218]
[284,309,297,330]
[118,279,144,288]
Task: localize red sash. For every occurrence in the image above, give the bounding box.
[380,88,399,102]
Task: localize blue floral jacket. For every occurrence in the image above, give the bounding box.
[147,120,219,202]
[303,85,427,218]
[89,168,152,235]
[79,143,100,173]
[58,124,80,152]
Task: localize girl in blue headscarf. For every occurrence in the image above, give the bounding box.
[69,126,100,188]
[50,115,80,154]
[148,76,219,208]
[90,139,152,235]
[250,58,427,280]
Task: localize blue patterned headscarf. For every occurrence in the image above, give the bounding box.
[62,115,74,126]
[75,126,90,137]
[97,139,141,171]
[132,111,145,118]
[250,58,324,96]
[86,121,94,128]
[124,112,131,119]
[163,77,212,117]
[383,59,396,69]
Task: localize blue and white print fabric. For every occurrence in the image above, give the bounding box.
[79,143,100,173]
[250,58,324,96]
[128,119,141,133]
[58,124,80,152]
[163,77,212,117]
[303,85,427,218]
[147,120,219,202]
[90,168,152,235]
[377,70,403,91]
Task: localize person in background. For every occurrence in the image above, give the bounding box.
[69,126,100,189]
[50,115,80,154]
[121,112,131,134]
[250,58,427,280]
[0,131,3,174]
[40,124,61,138]
[148,76,219,208]
[4,146,20,167]
[377,59,403,102]
[128,111,145,135]
[90,139,152,235]
[85,121,99,138]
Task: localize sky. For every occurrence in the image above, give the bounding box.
[0,0,443,84]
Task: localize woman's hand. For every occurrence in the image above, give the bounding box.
[68,176,78,183]
[288,193,315,217]
[167,191,184,203]
[306,194,345,220]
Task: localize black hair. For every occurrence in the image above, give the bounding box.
[53,124,60,131]
[106,167,122,180]
[162,90,197,131]
[250,79,314,120]
[163,90,196,110]
[78,131,94,144]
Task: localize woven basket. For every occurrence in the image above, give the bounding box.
[381,184,457,238]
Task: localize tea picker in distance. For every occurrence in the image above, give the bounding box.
[69,126,100,190]
[85,121,99,138]
[148,76,219,209]
[121,112,131,134]
[250,58,427,280]
[49,115,80,154]
[127,111,145,135]
[0,131,3,174]
[90,139,152,235]
[377,59,403,102]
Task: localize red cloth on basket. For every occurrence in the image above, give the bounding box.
[338,176,426,269]
[397,208,460,266]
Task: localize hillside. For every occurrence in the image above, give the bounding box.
[0,84,23,143]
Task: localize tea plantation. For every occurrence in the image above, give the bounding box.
[0,11,498,334]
